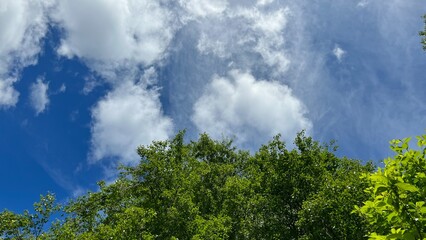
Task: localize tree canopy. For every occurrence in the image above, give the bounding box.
[2,132,426,239]
[1,131,376,239]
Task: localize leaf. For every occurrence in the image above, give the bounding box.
[395,183,418,192]
[386,212,398,223]
[376,201,387,208]
[374,185,388,195]
[415,201,425,208]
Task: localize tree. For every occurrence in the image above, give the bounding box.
[297,158,374,239]
[0,193,59,240]
[1,132,373,239]
[241,133,373,239]
[356,135,426,239]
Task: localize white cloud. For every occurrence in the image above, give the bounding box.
[333,45,346,62]
[196,6,291,74]
[53,0,177,79]
[357,0,369,8]
[50,0,180,165]
[59,83,66,93]
[256,0,275,6]
[0,78,19,108]
[192,70,312,146]
[29,78,49,115]
[179,0,228,17]
[0,0,51,107]
[239,7,289,34]
[90,80,173,164]
[197,33,229,58]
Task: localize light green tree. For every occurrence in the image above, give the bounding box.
[356,135,426,239]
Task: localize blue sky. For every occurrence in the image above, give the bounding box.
[1,0,425,212]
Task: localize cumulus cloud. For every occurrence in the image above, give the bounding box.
[332,45,346,62]
[90,80,173,164]
[29,78,49,115]
[50,0,180,165]
[0,0,52,107]
[192,70,312,147]
[52,0,177,79]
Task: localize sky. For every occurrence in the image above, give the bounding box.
[1,0,425,212]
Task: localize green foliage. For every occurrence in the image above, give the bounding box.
[356,135,426,239]
[297,158,374,239]
[0,193,59,240]
[1,131,374,239]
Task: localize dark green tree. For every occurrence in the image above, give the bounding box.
[1,131,374,239]
[297,158,374,239]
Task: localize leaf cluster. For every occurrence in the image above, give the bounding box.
[356,135,426,239]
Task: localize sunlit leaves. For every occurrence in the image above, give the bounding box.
[357,135,426,239]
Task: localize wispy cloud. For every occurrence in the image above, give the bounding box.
[29,78,49,115]
[179,0,228,17]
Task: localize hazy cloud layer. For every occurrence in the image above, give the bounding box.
[196,5,291,74]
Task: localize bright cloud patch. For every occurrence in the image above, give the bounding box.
[196,6,291,74]
[333,45,346,62]
[90,81,173,164]
[357,0,369,8]
[29,78,49,115]
[179,0,228,17]
[0,78,19,108]
[0,0,51,107]
[256,0,275,6]
[53,0,176,78]
[192,70,312,146]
